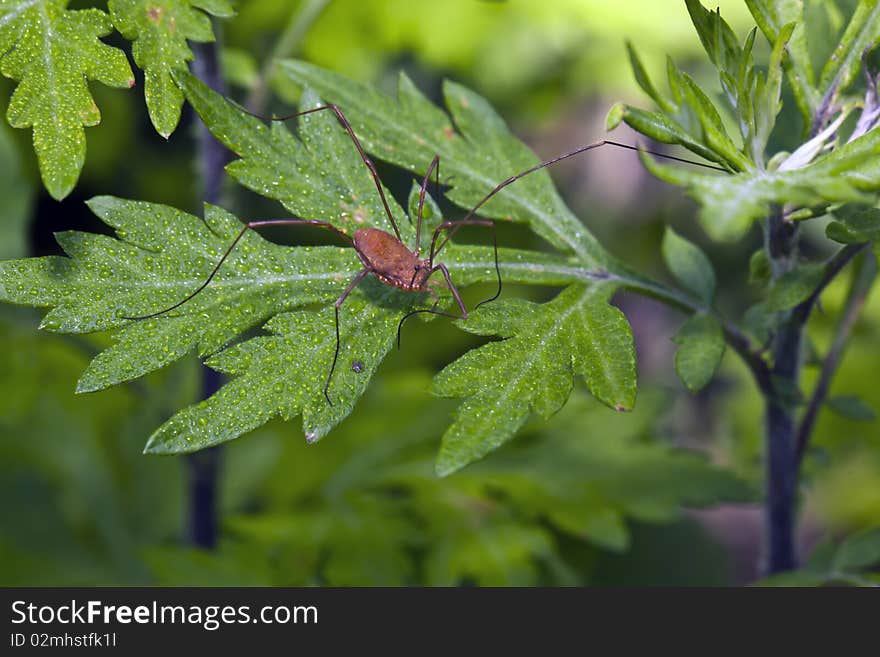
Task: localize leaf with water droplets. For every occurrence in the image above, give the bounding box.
[275,61,617,267]
[0,0,135,199]
[432,284,637,475]
[108,0,234,137]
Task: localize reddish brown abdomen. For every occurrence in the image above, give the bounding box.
[353,228,424,290]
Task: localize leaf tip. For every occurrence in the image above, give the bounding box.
[605,102,625,131]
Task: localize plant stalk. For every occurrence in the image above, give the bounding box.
[187,33,232,550]
[761,205,802,573]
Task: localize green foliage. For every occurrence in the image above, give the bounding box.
[618,0,880,242]
[672,313,726,392]
[662,227,716,304]
[827,395,877,422]
[765,263,824,311]
[108,0,234,137]
[0,0,134,199]
[0,125,32,259]
[758,527,880,586]
[432,288,636,476]
[0,65,677,472]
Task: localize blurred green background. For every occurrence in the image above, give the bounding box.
[1,0,877,586]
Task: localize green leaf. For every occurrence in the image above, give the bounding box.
[278,60,612,266]
[833,527,880,570]
[745,0,818,123]
[221,47,258,91]
[827,395,877,421]
[766,263,824,311]
[108,0,234,137]
[818,0,880,102]
[625,41,674,114]
[678,72,751,171]
[0,0,135,199]
[661,227,716,304]
[754,21,795,157]
[0,124,33,259]
[432,285,636,475]
[826,204,880,247]
[615,104,730,167]
[672,314,725,392]
[685,0,741,71]
[1,64,658,459]
[641,126,880,241]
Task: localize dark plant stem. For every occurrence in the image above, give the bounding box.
[762,207,801,574]
[795,250,875,466]
[186,34,232,550]
[760,204,867,573]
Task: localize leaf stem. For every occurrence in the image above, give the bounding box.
[618,273,771,391]
[245,0,332,113]
[794,250,876,465]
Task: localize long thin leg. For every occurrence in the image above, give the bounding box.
[326,268,371,406]
[459,139,729,225]
[397,264,469,348]
[429,219,501,310]
[232,100,403,241]
[415,154,441,256]
[124,219,354,320]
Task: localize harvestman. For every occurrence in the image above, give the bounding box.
[125,103,726,405]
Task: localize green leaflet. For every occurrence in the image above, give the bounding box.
[642,125,880,241]
[672,313,725,392]
[744,0,817,124]
[662,227,716,304]
[766,263,825,311]
[432,285,637,476]
[0,0,134,199]
[108,0,234,137]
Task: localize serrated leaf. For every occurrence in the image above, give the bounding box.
[827,395,877,421]
[641,126,880,241]
[661,227,716,304]
[145,294,406,452]
[766,263,824,311]
[0,0,135,199]
[432,284,636,475]
[672,314,725,392]
[109,0,234,137]
[279,60,612,266]
[1,64,663,457]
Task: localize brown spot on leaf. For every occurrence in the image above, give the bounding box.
[443,125,455,139]
[147,5,163,22]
